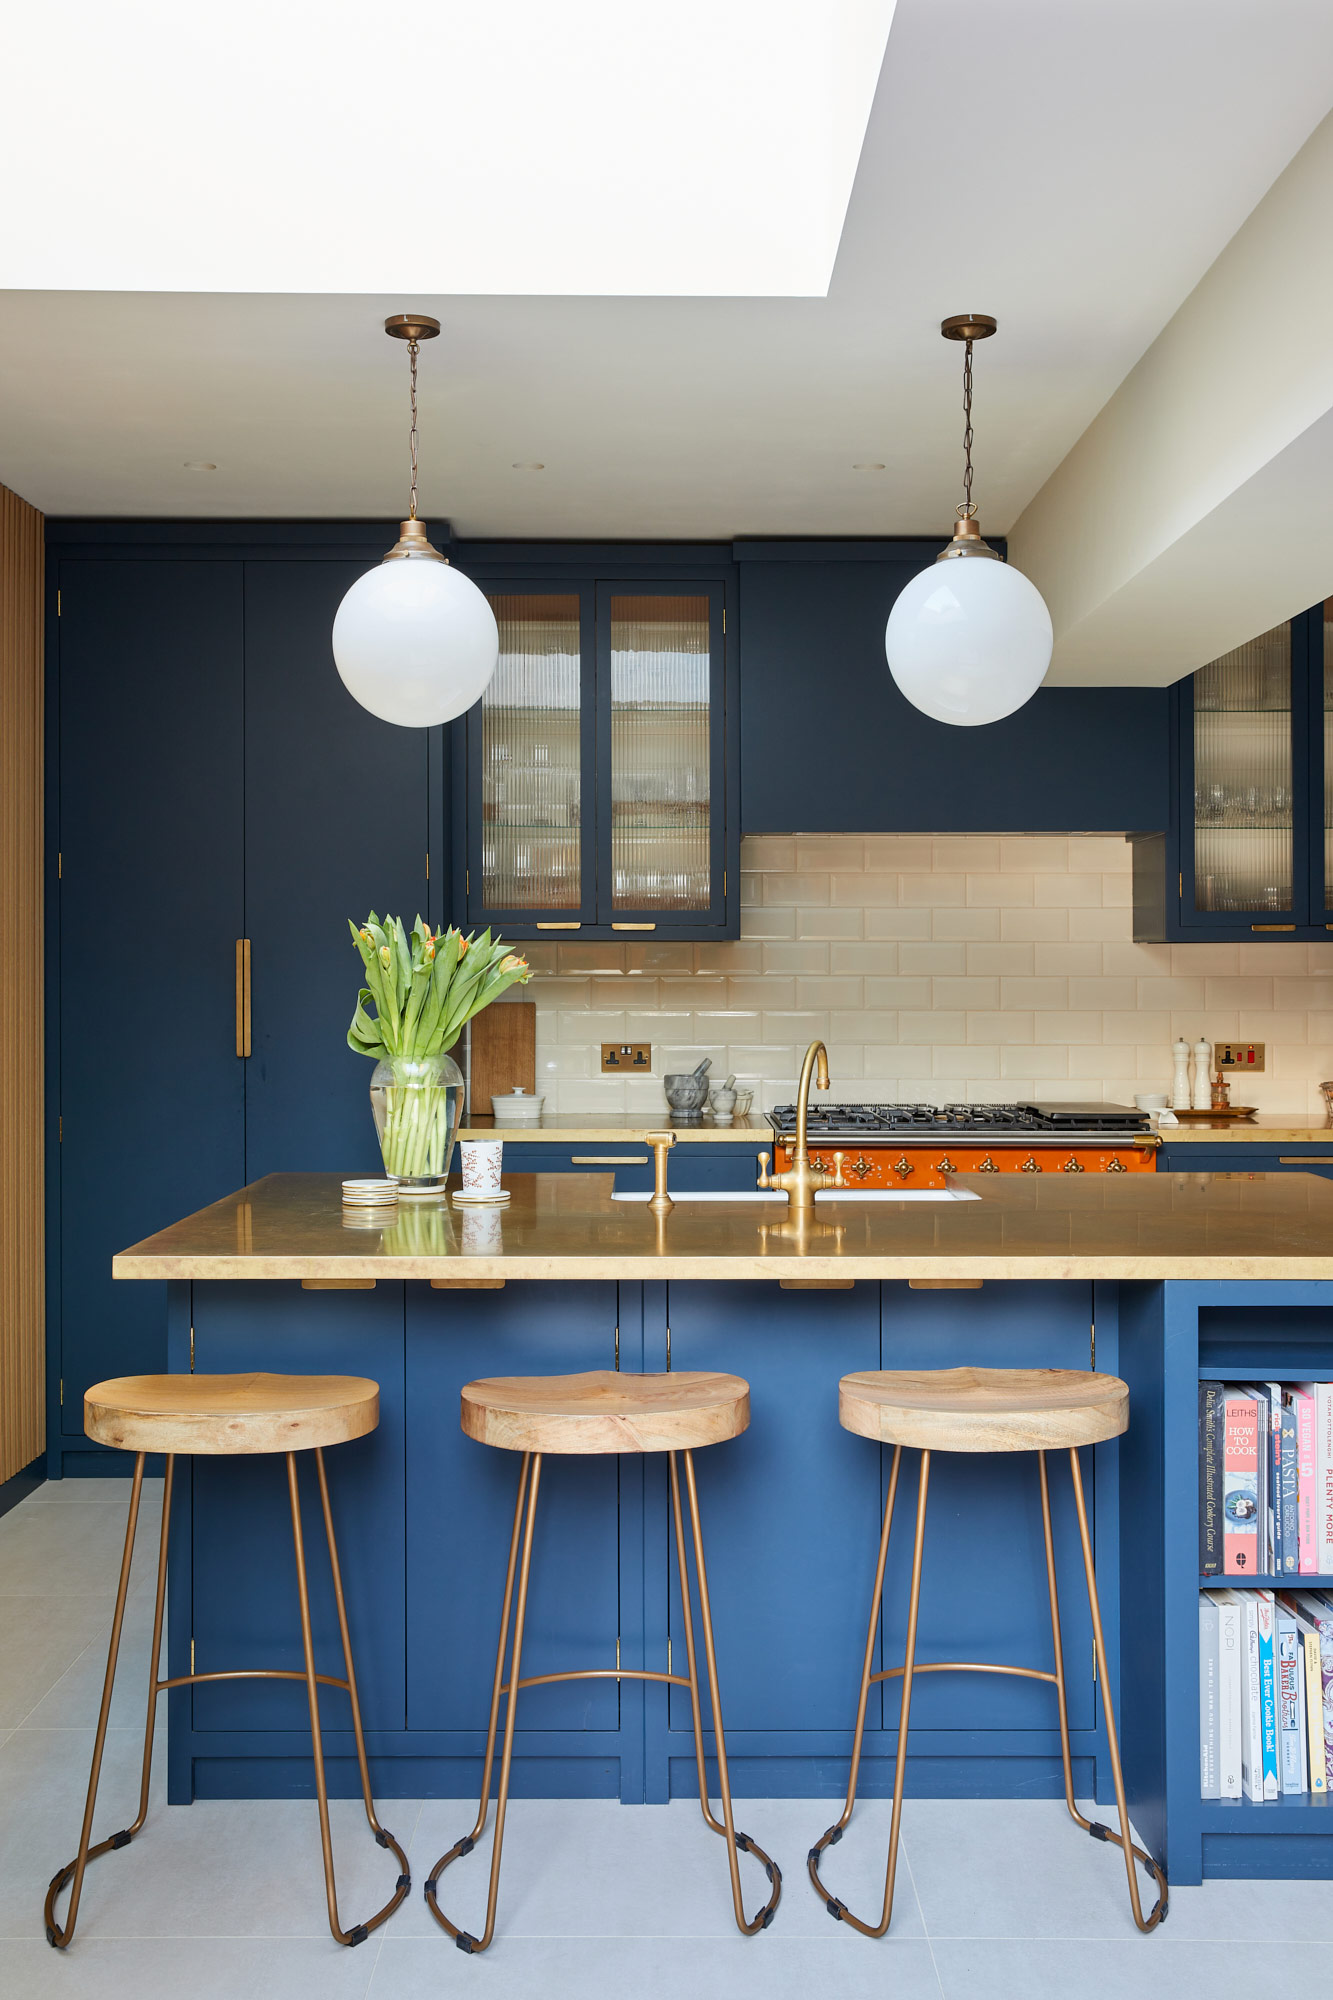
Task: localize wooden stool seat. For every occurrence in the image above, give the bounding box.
[460,1369,749,1456]
[838,1365,1128,1454]
[83,1373,379,1457]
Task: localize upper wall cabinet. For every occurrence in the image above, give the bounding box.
[1132,601,1330,940]
[451,558,738,940]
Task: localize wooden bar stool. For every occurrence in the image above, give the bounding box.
[44,1373,410,1950]
[423,1368,781,1951]
[808,1366,1167,1937]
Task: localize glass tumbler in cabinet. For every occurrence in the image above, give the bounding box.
[478,593,587,918]
[1190,621,1293,922]
[607,593,716,924]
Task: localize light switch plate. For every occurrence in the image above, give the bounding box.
[1216,1041,1265,1071]
[602,1042,652,1073]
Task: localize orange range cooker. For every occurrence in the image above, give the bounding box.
[767,1102,1159,1190]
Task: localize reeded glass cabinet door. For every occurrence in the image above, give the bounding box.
[467,588,595,928]
[1184,620,1298,929]
[598,586,724,929]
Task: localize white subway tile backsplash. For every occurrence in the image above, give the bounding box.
[796,907,865,940]
[902,872,965,906]
[523,834,1330,1111]
[762,942,830,974]
[864,976,933,1010]
[832,940,903,974]
[865,908,933,940]
[932,907,1002,941]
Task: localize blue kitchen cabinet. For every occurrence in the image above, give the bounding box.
[657,1278,1114,1801]
[404,1280,627,1796]
[449,545,739,941]
[1158,1142,1333,1180]
[1133,601,1333,940]
[241,559,431,1178]
[51,558,245,1472]
[736,541,1169,835]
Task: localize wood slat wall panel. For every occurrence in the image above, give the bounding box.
[0,482,44,1481]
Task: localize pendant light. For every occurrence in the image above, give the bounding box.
[885,315,1052,727]
[333,314,499,728]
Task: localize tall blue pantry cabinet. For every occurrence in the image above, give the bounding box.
[46,523,434,1475]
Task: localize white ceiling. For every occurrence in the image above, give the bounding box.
[0,0,895,296]
[2,0,1332,576]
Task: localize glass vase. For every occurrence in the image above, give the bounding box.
[369,1051,464,1188]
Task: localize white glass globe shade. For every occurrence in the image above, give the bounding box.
[885,558,1053,727]
[333,558,499,727]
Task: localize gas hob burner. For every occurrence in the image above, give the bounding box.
[767,1100,1151,1140]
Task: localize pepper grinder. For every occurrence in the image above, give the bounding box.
[1192,1035,1213,1111]
[1172,1037,1192,1111]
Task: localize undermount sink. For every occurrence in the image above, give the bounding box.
[611,1188,980,1205]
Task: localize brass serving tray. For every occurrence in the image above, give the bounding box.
[1167,1106,1257,1120]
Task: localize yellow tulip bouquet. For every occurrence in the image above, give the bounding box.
[348,913,530,1183]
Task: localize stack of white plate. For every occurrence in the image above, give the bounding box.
[342,1178,399,1208]
[451,1188,511,1207]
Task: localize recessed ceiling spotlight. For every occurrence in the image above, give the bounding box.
[183,461,218,471]
[511,461,545,471]
[852,461,885,471]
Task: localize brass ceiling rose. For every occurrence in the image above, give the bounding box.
[941,314,997,342]
[384,313,441,343]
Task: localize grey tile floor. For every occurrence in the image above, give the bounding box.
[1,1476,1328,1997]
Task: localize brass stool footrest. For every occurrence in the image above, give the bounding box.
[1086,1819,1169,1927]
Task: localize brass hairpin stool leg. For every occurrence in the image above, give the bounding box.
[424,1444,780,1952]
[45,1442,410,1949]
[809,1434,1166,1937]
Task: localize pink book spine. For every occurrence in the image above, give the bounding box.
[1322,1387,1333,1576]
[1295,1391,1318,1574]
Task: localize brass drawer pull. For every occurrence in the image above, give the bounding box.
[235,939,251,1058]
[536,921,581,929]
[431,1277,506,1289]
[1278,1156,1333,1165]
[612,922,656,931]
[571,1155,649,1165]
[1251,923,1295,932]
[302,1278,375,1290]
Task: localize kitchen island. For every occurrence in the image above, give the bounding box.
[111,1170,1333,1886]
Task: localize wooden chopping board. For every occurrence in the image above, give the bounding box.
[468,1001,536,1115]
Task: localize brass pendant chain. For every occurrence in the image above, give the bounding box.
[961,338,975,520]
[408,337,420,521]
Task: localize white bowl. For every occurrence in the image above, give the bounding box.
[490,1092,545,1125]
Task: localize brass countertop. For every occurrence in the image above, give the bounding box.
[458,1113,771,1143]
[459,1112,1333,1145]
[112,1169,1333,1283]
[1154,1116,1333,1142]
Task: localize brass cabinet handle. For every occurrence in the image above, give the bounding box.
[536,921,582,929]
[571,1155,649,1165]
[1251,923,1295,932]
[235,939,251,1058]
[1278,1156,1333,1164]
[612,922,656,931]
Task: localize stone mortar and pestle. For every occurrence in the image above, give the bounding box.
[663,1057,711,1123]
